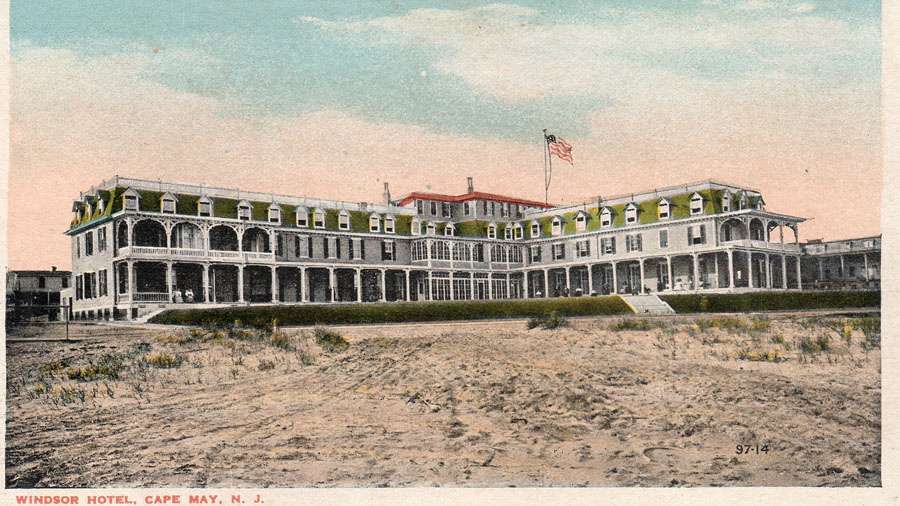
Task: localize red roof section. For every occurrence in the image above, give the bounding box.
[397,191,553,209]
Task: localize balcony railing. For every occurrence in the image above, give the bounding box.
[722,239,800,252]
[243,251,275,262]
[117,247,276,262]
[209,250,241,259]
[133,292,169,302]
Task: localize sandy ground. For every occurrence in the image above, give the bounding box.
[5,313,881,487]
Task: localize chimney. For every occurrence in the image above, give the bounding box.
[51,266,57,272]
[466,176,474,194]
[383,182,391,205]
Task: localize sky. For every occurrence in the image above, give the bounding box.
[8,0,882,269]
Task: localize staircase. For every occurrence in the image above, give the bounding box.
[619,294,676,315]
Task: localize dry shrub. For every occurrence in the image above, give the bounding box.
[144,352,185,369]
[610,318,661,331]
[66,354,126,381]
[314,327,349,353]
[257,359,276,371]
[527,311,569,330]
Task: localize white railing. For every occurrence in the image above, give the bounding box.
[209,250,241,259]
[243,251,275,262]
[171,247,206,257]
[133,292,170,302]
[723,239,800,252]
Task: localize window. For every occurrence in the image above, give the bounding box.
[99,269,108,297]
[754,196,765,210]
[38,277,46,289]
[384,215,395,234]
[721,192,731,213]
[625,234,642,252]
[452,243,470,261]
[426,222,436,235]
[76,236,81,258]
[411,218,421,236]
[575,212,587,232]
[296,207,308,227]
[123,190,139,211]
[504,226,512,240]
[490,202,496,215]
[411,241,427,261]
[430,201,437,215]
[369,214,381,233]
[351,238,362,260]
[98,227,107,252]
[337,210,350,230]
[552,243,566,260]
[198,197,212,217]
[510,246,523,263]
[576,239,591,258]
[295,236,308,258]
[600,207,612,228]
[313,209,325,229]
[276,235,284,256]
[417,200,424,214]
[473,243,484,262]
[601,236,616,255]
[62,276,69,289]
[464,202,471,216]
[442,203,451,218]
[237,201,252,221]
[487,223,496,239]
[84,231,94,256]
[444,223,455,236]
[625,203,638,224]
[688,224,707,245]
[659,229,669,248]
[551,217,562,236]
[381,240,395,261]
[530,245,542,262]
[514,224,523,240]
[690,193,704,216]
[431,241,450,260]
[530,220,540,238]
[501,203,508,217]
[268,204,281,224]
[482,201,488,214]
[658,199,670,219]
[161,193,176,214]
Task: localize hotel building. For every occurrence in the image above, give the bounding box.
[65,176,878,320]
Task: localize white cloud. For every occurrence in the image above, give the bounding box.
[792,3,817,14]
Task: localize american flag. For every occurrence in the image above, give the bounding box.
[545,133,574,164]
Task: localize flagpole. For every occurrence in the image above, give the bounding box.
[542,129,550,205]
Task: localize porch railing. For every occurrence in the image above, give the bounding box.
[132,292,170,302]
[209,249,241,259]
[243,251,275,262]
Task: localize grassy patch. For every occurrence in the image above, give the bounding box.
[609,318,665,331]
[65,354,126,381]
[150,296,632,327]
[314,328,349,353]
[144,352,185,369]
[661,291,879,313]
[736,348,785,362]
[526,311,568,330]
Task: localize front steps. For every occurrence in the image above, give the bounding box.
[619,294,676,315]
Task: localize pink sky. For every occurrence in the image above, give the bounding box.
[8,47,881,270]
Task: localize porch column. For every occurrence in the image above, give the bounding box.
[639,259,646,294]
[449,273,456,300]
[300,267,308,302]
[839,255,846,279]
[404,270,411,301]
[488,274,494,300]
[237,265,245,303]
[380,269,387,302]
[271,267,278,303]
[765,253,771,288]
[795,256,803,290]
[727,250,734,288]
[747,252,754,289]
[166,261,173,302]
[128,260,135,298]
[202,264,210,303]
[543,269,549,297]
[667,256,673,291]
[692,253,700,291]
[565,267,571,295]
[328,267,335,302]
[818,259,824,281]
[587,265,594,295]
[611,262,618,294]
[713,253,720,288]
[427,270,432,301]
[781,255,788,289]
[355,269,362,303]
[864,253,870,281]
[505,273,511,300]
[470,273,476,300]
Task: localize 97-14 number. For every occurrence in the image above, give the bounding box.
[736,444,770,455]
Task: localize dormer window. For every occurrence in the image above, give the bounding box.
[123,189,140,211]
[658,199,670,220]
[296,207,308,227]
[268,203,281,224]
[721,192,731,213]
[237,200,252,221]
[369,214,381,233]
[551,217,562,236]
[445,223,455,236]
[754,196,765,211]
[426,222,436,235]
[313,209,325,229]
[625,203,638,224]
[198,196,212,217]
[738,192,748,210]
[600,208,612,228]
[161,192,177,214]
[530,220,540,238]
[384,215,395,234]
[575,212,587,232]
[690,193,704,216]
[338,210,350,230]
[514,224,523,240]
[487,223,497,239]
[97,199,105,213]
[411,217,421,236]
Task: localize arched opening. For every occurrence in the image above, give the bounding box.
[749,218,765,241]
[243,265,273,303]
[766,220,781,242]
[132,219,166,247]
[117,221,129,248]
[719,218,748,242]
[242,227,271,252]
[209,225,238,251]
[172,263,204,303]
[170,222,203,250]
